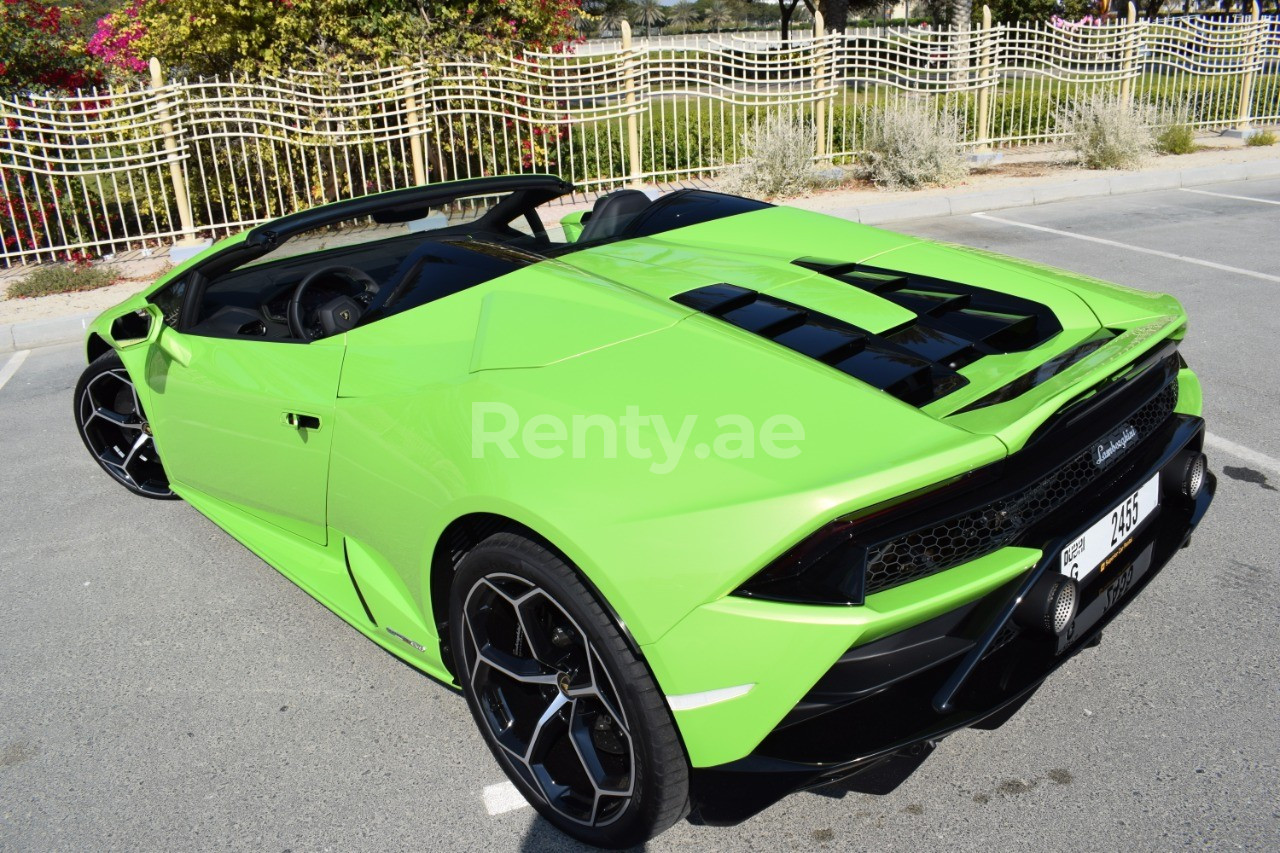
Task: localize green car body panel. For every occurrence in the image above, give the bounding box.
[84,182,1204,773]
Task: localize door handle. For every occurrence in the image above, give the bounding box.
[284,412,321,430]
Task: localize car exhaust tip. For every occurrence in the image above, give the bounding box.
[1015,574,1078,636]
[1164,450,1208,501]
[1184,452,1208,500]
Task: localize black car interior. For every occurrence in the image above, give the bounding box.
[172,185,771,343]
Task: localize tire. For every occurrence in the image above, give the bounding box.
[449,532,689,848]
[73,351,176,499]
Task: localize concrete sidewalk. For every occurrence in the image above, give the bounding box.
[4,151,1279,354]
[786,156,1280,224]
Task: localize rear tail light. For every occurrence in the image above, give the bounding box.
[733,474,979,606]
[734,519,867,605]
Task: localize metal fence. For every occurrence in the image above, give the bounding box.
[2,8,1278,264]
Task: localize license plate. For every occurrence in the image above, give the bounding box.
[1059,474,1160,582]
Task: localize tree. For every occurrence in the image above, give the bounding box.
[704,0,737,30]
[594,0,631,35]
[778,0,805,40]
[983,0,1095,23]
[570,5,596,38]
[667,1,699,31]
[632,0,666,36]
[807,0,881,32]
[1,0,103,95]
[89,0,583,78]
[918,0,955,25]
[821,0,849,30]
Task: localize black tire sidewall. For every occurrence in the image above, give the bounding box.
[449,533,689,848]
[73,350,176,500]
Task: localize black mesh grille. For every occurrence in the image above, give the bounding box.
[863,377,1180,596]
[983,623,1021,659]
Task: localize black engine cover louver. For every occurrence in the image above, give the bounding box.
[672,283,969,406]
[792,258,1062,366]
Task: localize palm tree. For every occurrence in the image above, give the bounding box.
[704,0,736,32]
[596,0,631,36]
[570,6,594,38]
[667,1,698,32]
[632,0,666,36]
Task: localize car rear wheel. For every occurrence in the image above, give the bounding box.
[449,532,689,848]
[73,351,175,499]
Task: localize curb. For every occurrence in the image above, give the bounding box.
[0,311,97,355]
[816,159,1280,225]
[2,157,1278,355]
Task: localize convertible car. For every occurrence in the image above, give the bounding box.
[74,175,1214,847]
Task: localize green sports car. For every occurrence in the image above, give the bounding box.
[74,175,1214,848]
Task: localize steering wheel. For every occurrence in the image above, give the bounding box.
[287,265,380,341]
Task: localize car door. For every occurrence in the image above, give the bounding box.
[143,327,344,546]
[133,177,572,548]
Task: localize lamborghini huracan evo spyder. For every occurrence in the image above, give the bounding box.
[74,175,1214,848]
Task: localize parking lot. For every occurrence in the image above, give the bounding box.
[1,178,1277,851]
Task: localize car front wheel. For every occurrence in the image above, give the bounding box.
[449,532,689,848]
[73,351,175,499]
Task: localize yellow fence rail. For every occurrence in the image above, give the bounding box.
[2,7,1277,264]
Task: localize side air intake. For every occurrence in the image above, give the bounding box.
[672,283,968,406]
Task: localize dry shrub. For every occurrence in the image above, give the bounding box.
[1246,129,1277,147]
[719,112,826,200]
[856,101,968,190]
[1060,92,1156,170]
[5,264,118,299]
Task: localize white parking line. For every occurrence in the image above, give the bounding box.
[1205,432,1280,477]
[482,781,530,816]
[1180,188,1280,206]
[970,212,1280,284]
[0,349,31,393]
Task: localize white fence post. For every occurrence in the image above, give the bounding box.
[148,57,197,244]
[621,22,643,187]
[1119,2,1138,105]
[405,69,428,186]
[1236,2,1262,134]
[814,11,827,161]
[975,5,994,152]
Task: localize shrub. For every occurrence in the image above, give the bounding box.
[1059,92,1154,170]
[0,0,103,96]
[5,264,119,299]
[856,101,968,190]
[1246,129,1277,147]
[718,112,825,200]
[1155,112,1198,155]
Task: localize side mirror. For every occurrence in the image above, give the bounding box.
[102,303,162,350]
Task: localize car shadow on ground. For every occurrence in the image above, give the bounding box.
[519,817,640,852]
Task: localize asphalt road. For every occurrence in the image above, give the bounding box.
[2,179,1278,852]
